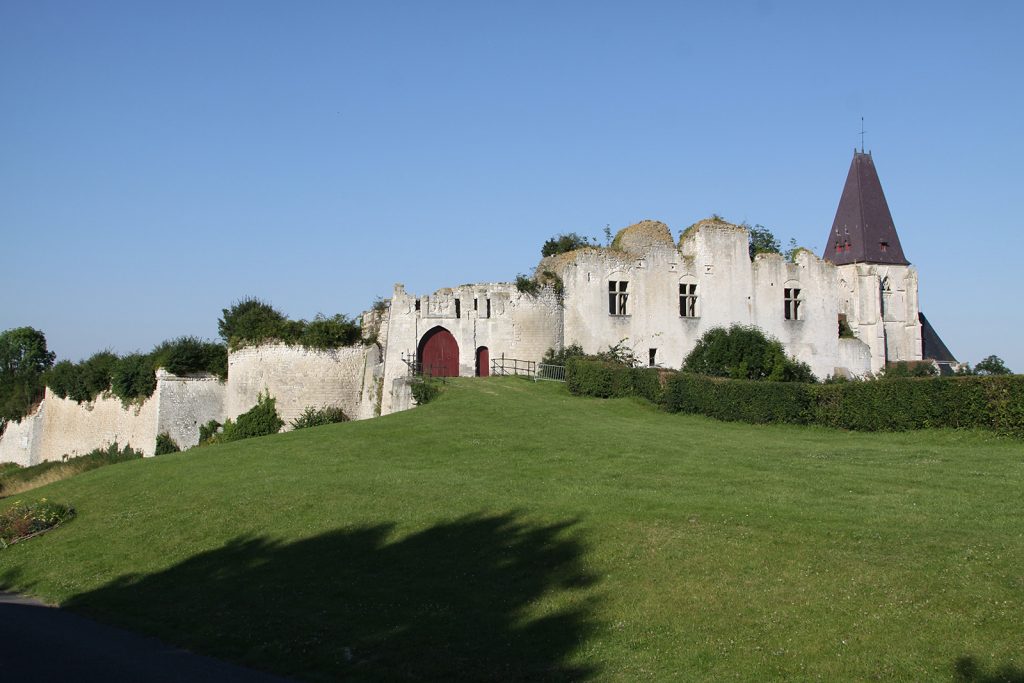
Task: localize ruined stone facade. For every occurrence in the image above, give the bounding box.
[0,150,950,466]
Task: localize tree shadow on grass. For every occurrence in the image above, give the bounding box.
[955,656,1024,683]
[62,512,600,681]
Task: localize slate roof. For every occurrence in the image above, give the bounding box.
[919,312,957,363]
[823,151,910,266]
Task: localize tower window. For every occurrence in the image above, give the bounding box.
[784,287,801,320]
[486,298,491,318]
[679,283,698,317]
[608,280,628,315]
[455,299,461,319]
[879,241,889,252]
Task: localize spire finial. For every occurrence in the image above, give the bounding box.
[860,117,866,153]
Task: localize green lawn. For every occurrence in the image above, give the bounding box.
[1,378,1022,681]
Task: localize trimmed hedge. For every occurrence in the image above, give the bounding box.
[565,358,664,403]
[664,373,815,425]
[566,358,1024,438]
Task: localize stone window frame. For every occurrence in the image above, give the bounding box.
[678,276,699,318]
[783,282,803,321]
[608,277,629,316]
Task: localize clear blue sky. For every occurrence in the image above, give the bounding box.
[2,1,1021,371]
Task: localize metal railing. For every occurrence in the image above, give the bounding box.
[491,357,536,377]
[535,363,566,382]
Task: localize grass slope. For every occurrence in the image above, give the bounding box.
[1,378,1022,681]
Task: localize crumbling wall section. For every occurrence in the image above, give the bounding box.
[226,343,380,427]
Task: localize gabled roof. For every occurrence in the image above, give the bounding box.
[823,151,909,266]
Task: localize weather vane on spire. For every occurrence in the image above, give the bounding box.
[860,117,866,153]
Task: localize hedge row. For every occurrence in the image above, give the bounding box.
[565,358,664,403]
[566,359,1024,438]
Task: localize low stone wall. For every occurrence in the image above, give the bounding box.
[0,373,226,466]
[226,343,382,427]
[0,408,46,467]
[35,389,160,460]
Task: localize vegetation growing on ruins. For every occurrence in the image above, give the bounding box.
[45,337,227,406]
[745,222,782,260]
[514,274,541,296]
[1,378,1021,680]
[218,297,363,351]
[540,232,596,257]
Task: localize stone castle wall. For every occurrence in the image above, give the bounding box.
[226,343,382,427]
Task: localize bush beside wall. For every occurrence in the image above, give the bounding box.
[565,358,664,403]
[567,358,1024,438]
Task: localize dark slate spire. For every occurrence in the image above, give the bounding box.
[823,151,909,266]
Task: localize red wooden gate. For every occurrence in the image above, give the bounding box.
[476,347,489,377]
[418,327,459,377]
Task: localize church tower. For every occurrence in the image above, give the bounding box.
[823,150,922,374]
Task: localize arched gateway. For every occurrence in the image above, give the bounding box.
[418,326,459,377]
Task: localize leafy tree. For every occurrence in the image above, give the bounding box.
[541,232,595,257]
[218,297,290,348]
[746,223,781,260]
[974,355,1012,376]
[683,325,816,382]
[0,327,55,423]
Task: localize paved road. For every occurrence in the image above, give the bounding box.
[0,592,288,682]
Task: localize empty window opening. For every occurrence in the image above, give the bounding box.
[486,298,491,318]
[415,299,421,312]
[648,348,657,367]
[455,299,461,319]
[784,287,801,320]
[608,280,629,315]
[679,283,698,317]
[474,298,478,311]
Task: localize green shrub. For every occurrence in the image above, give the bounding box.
[218,297,291,349]
[154,432,181,455]
[0,498,75,548]
[515,275,541,296]
[290,405,349,430]
[542,344,586,366]
[300,314,361,350]
[411,378,442,405]
[541,232,594,257]
[152,337,228,379]
[199,419,222,443]
[111,353,158,402]
[683,325,816,382]
[219,393,284,443]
